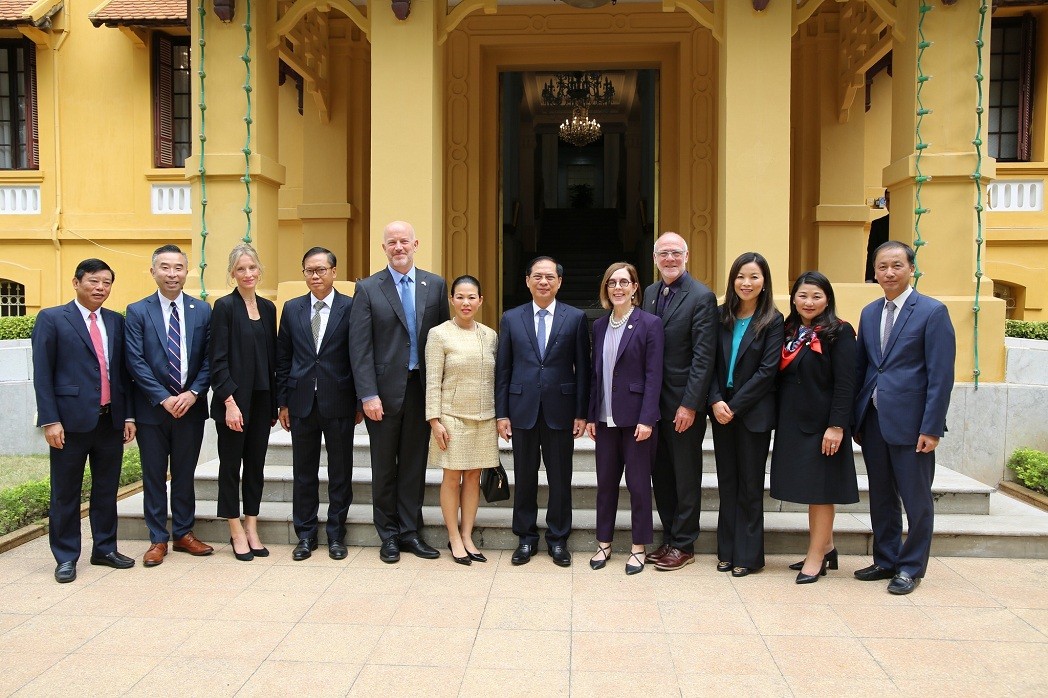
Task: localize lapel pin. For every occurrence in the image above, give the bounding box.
[628,325,633,330]
[189,304,195,309]
[421,280,427,286]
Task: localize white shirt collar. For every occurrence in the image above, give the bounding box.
[310,288,335,307]
[388,266,416,284]
[885,285,913,309]
[156,290,185,308]
[532,299,556,317]
[73,298,100,320]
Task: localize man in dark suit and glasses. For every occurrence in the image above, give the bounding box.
[496,256,591,567]
[642,232,718,571]
[126,244,214,566]
[350,221,450,563]
[33,258,137,583]
[853,241,955,595]
[276,246,359,561]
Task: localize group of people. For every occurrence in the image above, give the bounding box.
[33,223,955,596]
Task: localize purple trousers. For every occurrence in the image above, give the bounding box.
[594,422,657,545]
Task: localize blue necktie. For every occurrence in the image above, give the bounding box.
[537,308,549,360]
[400,276,418,369]
[166,301,182,395]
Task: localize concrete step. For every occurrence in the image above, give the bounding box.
[191,461,993,516]
[114,491,1048,558]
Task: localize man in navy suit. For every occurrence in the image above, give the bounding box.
[33,259,137,583]
[853,241,955,595]
[277,246,358,561]
[125,244,213,566]
[496,256,590,567]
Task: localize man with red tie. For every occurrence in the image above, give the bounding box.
[32,259,137,583]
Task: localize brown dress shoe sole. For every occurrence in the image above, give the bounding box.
[655,555,695,571]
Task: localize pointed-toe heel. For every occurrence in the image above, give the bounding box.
[447,542,472,566]
[230,538,254,562]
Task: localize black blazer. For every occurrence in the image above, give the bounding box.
[209,289,278,425]
[276,290,356,419]
[777,322,856,434]
[708,309,785,433]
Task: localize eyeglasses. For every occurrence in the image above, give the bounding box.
[302,267,332,277]
[656,250,685,259]
[606,279,635,289]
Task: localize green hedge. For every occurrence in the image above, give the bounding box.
[0,316,35,340]
[1005,320,1048,341]
[1008,448,1048,494]
[0,447,142,537]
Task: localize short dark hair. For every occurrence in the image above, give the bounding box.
[151,244,187,266]
[451,274,482,296]
[75,258,115,282]
[526,256,564,278]
[874,240,915,266]
[302,246,336,268]
[785,270,845,344]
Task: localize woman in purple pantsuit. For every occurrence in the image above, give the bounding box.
[585,262,664,575]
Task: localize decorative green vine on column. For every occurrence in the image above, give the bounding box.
[912,0,934,288]
[196,0,209,300]
[971,0,988,388]
[241,0,253,244]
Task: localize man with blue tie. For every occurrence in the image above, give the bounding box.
[853,241,955,595]
[125,244,214,566]
[33,259,137,583]
[496,256,591,566]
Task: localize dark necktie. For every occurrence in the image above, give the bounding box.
[656,284,673,317]
[167,301,182,395]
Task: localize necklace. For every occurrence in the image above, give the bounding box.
[609,306,633,329]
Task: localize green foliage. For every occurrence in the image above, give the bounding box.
[1007,448,1048,494]
[0,447,142,537]
[0,315,35,340]
[1005,320,1048,341]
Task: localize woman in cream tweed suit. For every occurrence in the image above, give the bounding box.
[426,275,499,565]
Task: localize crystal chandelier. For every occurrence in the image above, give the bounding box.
[559,106,602,147]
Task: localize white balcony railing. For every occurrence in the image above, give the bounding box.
[151,183,191,215]
[987,179,1043,212]
[0,186,41,214]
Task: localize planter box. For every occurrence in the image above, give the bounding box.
[999,480,1048,513]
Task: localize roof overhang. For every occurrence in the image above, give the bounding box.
[0,0,63,28]
[88,0,188,28]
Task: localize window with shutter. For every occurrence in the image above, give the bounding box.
[152,33,191,168]
[989,15,1036,162]
[0,39,38,170]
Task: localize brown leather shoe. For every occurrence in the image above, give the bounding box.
[143,542,168,567]
[645,543,671,565]
[654,547,695,571]
[172,532,214,556]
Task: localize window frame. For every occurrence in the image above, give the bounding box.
[0,38,38,171]
[989,14,1036,163]
[152,32,191,169]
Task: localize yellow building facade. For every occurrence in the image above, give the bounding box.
[3,0,1046,384]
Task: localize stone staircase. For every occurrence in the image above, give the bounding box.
[116,422,1048,558]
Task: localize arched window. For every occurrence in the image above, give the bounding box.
[0,279,26,316]
[993,281,1022,321]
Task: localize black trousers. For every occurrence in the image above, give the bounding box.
[290,396,354,543]
[49,414,123,564]
[651,416,707,553]
[365,372,430,542]
[138,414,205,543]
[711,419,770,569]
[511,407,574,548]
[216,390,271,519]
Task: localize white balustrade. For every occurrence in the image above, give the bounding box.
[987,179,1043,212]
[0,186,41,214]
[151,183,192,214]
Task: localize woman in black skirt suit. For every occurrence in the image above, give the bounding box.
[770,271,858,583]
[709,252,784,578]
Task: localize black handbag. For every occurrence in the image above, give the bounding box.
[481,459,510,503]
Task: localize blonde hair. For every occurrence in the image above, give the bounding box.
[227,243,263,285]
[598,262,641,310]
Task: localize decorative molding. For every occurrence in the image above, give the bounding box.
[274,0,333,122]
[271,0,369,44]
[0,186,41,215]
[793,0,827,35]
[987,180,1043,212]
[151,183,192,214]
[838,0,892,123]
[865,0,903,42]
[438,0,496,46]
[117,25,148,48]
[661,0,720,42]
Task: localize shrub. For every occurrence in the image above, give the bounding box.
[1007,448,1048,494]
[1005,320,1048,341]
[0,316,35,340]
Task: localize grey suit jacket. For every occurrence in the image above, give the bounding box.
[349,267,450,414]
[642,272,719,422]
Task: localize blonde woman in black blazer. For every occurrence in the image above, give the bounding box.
[210,244,278,561]
[708,252,784,577]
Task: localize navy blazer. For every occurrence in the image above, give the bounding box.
[854,290,955,445]
[125,293,211,425]
[777,322,856,434]
[495,301,591,431]
[32,301,134,432]
[588,309,664,428]
[277,290,356,419]
[209,289,278,425]
[708,310,785,433]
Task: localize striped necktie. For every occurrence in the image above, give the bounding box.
[167,301,182,395]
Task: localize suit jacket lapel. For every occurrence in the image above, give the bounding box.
[64,302,95,355]
[182,296,196,350]
[546,304,568,355]
[102,309,118,364]
[298,295,318,357]
[379,271,409,331]
[881,292,917,361]
[323,291,347,352]
[147,295,167,348]
[414,273,429,337]
[736,320,757,359]
[662,286,688,323]
[614,316,639,364]
[520,306,541,360]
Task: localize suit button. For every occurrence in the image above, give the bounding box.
[878,368,884,373]
[612,387,617,392]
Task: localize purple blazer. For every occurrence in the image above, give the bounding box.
[588,308,664,427]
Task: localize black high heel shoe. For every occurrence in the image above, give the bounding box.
[230,537,254,562]
[447,542,472,566]
[789,548,838,571]
[795,559,829,584]
[590,544,612,571]
[466,550,487,563]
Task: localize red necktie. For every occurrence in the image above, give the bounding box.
[88,311,111,406]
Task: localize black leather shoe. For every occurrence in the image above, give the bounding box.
[887,571,921,595]
[292,537,318,561]
[511,543,534,566]
[447,542,471,566]
[548,544,572,567]
[466,550,487,563]
[854,563,895,581]
[790,548,838,571]
[54,561,76,583]
[89,551,135,569]
[401,536,440,559]
[328,540,348,560]
[379,538,400,564]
